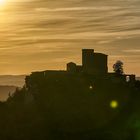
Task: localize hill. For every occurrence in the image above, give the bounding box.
[0,49,139,140]
[0,85,17,101]
[0,71,138,140]
[6,70,139,139]
[136,77,140,81]
[0,75,25,101]
[0,75,25,87]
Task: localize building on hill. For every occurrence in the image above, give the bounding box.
[67,62,77,73]
[82,49,108,75]
[66,49,135,83]
[67,49,108,75]
[26,49,135,85]
[67,62,82,73]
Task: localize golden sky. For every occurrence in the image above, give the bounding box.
[0,0,140,75]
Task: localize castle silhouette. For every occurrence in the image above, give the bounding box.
[27,49,136,85]
[67,49,108,75]
[66,49,135,83]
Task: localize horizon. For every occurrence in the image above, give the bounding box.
[0,0,140,75]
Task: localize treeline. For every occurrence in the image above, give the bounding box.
[0,78,139,140]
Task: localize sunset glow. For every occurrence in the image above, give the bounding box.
[0,0,139,76]
[0,0,6,6]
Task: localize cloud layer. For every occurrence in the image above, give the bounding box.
[0,0,140,75]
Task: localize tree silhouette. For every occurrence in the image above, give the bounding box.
[113,60,124,75]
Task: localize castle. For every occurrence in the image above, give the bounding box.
[66,49,135,83]
[67,49,108,75]
[27,49,136,84]
[24,49,138,135]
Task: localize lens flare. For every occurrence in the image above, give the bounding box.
[110,100,118,109]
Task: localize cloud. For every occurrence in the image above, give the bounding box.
[123,49,140,53]
[0,0,140,75]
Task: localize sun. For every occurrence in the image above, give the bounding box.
[0,0,6,6]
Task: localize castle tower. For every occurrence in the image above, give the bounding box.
[82,49,94,73]
[93,53,108,74]
[82,49,108,75]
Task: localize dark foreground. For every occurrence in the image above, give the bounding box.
[0,72,140,140]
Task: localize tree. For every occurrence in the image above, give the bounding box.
[113,60,124,75]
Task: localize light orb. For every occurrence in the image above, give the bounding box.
[89,85,93,90]
[110,100,118,109]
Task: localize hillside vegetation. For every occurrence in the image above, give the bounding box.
[0,71,139,140]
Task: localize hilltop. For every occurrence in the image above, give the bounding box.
[0,49,139,140]
[3,69,139,140]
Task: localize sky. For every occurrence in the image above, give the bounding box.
[0,0,140,75]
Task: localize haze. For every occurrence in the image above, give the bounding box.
[0,0,140,75]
